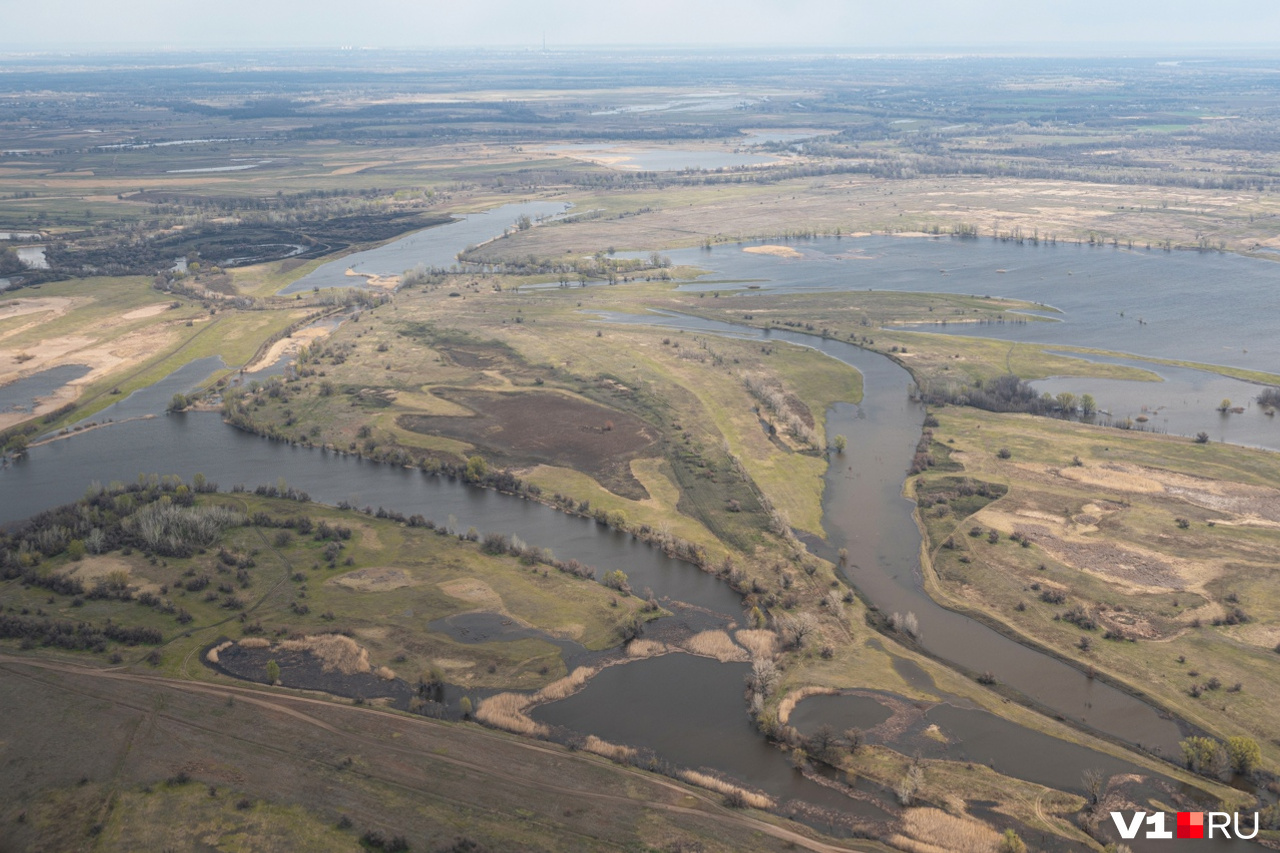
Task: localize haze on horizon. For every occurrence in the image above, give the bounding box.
[8,0,1280,53]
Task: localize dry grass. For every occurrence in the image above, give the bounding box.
[375,665,397,681]
[677,771,775,810]
[680,630,748,662]
[237,638,271,649]
[278,634,370,675]
[475,692,549,737]
[733,629,776,660]
[776,686,839,725]
[888,808,1000,853]
[583,735,637,763]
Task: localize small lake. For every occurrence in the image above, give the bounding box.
[281,200,571,294]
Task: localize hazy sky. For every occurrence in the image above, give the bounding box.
[8,0,1280,51]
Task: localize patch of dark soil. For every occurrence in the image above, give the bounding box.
[399,388,657,500]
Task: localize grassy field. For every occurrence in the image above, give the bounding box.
[226,278,862,546]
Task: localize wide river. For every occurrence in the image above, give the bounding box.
[4,218,1273,850]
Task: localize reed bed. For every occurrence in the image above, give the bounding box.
[475,692,549,737]
[678,770,775,810]
[733,629,776,659]
[583,735,637,763]
[278,634,371,675]
[681,630,748,662]
[889,808,1000,853]
[776,686,839,724]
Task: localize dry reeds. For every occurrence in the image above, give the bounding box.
[889,807,1000,853]
[206,640,233,663]
[278,634,371,675]
[375,665,397,681]
[776,686,839,725]
[734,629,776,659]
[535,666,597,703]
[681,630,748,662]
[678,770,775,810]
[583,735,636,763]
[626,639,669,658]
[475,693,549,737]
[237,637,270,649]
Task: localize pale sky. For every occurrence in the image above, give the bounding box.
[7,0,1280,51]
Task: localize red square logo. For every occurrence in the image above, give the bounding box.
[1177,812,1205,839]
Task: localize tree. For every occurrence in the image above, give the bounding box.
[602,569,630,593]
[266,660,280,684]
[1080,394,1097,416]
[1226,736,1261,776]
[465,455,488,481]
[459,696,473,719]
[844,727,863,753]
[1055,392,1077,415]
[833,434,847,453]
[1082,768,1107,806]
[168,393,188,413]
[1219,398,1232,412]
[809,724,838,758]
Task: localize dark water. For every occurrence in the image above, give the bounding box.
[670,236,1280,376]
[281,201,571,294]
[0,364,90,415]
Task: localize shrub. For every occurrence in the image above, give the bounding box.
[1039,588,1067,605]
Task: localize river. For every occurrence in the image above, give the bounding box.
[3,224,1271,850]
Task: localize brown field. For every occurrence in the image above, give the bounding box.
[398,388,659,499]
